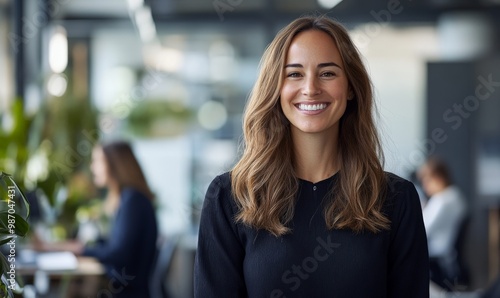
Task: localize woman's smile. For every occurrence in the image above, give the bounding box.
[295,102,330,113]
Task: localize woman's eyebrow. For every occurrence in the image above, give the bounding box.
[284,62,342,69]
[318,62,342,69]
[284,63,302,68]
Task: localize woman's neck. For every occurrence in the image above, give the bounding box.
[292,130,340,183]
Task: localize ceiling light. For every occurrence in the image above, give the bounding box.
[48,26,68,74]
[127,0,144,11]
[135,6,157,43]
[317,0,343,9]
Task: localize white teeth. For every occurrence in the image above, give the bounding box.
[298,104,327,111]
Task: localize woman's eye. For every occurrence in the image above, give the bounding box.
[321,72,336,77]
[287,72,301,78]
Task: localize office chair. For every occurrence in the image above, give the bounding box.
[149,235,179,298]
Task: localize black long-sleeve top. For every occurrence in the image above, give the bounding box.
[194,172,429,298]
[83,187,158,298]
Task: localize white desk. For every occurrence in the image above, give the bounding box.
[17,251,105,297]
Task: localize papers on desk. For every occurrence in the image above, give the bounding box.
[36,251,78,271]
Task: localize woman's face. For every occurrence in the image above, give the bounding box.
[90,146,111,188]
[418,165,441,197]
[280,29,350,136]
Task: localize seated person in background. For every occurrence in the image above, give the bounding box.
[418,156,467,290]
[37,141,158,298]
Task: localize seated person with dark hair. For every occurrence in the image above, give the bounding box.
[35,141,158,298]
[418,156,467,291]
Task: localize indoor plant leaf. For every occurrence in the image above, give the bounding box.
[0,212,29,237]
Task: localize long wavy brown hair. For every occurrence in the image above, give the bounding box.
[231,16,389,236]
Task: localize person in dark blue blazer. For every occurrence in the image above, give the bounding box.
[36,141,158,298]
[82,141,158,298]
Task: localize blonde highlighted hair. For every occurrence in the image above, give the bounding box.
[231,16,389,236]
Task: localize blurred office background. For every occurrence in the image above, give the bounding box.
[1,0,500,297]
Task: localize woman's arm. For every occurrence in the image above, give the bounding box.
[32,233,84,255]
[194,174,247,298]
[387,180,430,298]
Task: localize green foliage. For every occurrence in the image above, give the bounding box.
[0,172,30,298]
[0,99,32,192]
[126,100,193,138]
[0,95,99,235]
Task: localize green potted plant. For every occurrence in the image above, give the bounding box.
[0,172,30,298]
[1,94,99,239]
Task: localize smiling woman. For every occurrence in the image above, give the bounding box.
[195,15,429,298]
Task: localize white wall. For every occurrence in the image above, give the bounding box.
[133,137,192,236]
[351,25,440,178]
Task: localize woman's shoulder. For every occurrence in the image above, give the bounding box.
[120,187,152,206]
[204,172,238,214]
[205,172,233,202]
[121,187,147,197]
[384,171,417,196]
[207,171,232,192]
[383,171,421,213]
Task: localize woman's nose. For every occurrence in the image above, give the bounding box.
[302,77,321,97]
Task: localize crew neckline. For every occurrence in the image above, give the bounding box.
[297,171,339,185]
